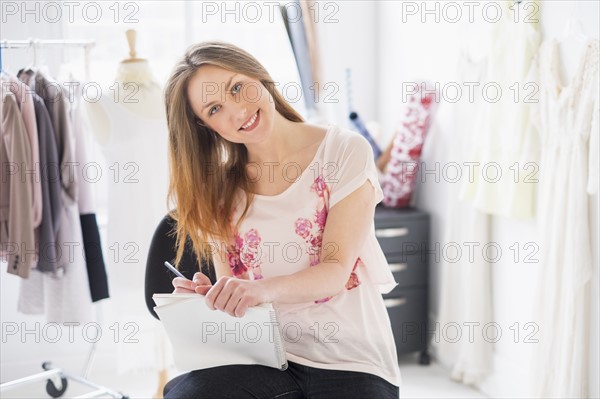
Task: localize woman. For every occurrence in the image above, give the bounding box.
[164,41,401,398]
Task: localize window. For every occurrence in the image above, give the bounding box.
[64,0,306,116]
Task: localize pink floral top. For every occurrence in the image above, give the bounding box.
[228,125,401,387]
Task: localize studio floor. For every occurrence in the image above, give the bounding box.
[1,354,487,399]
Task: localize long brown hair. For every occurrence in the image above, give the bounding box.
[164,41,304,267]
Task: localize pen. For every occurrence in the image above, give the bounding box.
[164,261,187,279]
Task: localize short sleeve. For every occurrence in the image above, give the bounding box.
[328,132,384,209]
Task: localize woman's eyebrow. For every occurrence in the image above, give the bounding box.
[202,74,239,113]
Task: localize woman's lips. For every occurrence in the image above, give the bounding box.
[239,110,260,132]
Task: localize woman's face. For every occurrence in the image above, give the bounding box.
[187,64,275,144]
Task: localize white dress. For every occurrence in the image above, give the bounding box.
[459,0,541,219]
[432,20,494,385]
[529,38,599,398]
[94,92,170,373]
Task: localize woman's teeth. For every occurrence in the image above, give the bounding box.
[240,111,258,130]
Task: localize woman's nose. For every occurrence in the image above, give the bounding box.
[233,103,250,124]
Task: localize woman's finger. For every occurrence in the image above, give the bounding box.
[194,285,212,295]
[223,289,244,317]
[173,286,196,294]
[192,272,211,285]
[205,276,228,310]
[172,277,197,291]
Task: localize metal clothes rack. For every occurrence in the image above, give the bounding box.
[0,362,128,398]
[0,38,128,399]
[0,38,96,80]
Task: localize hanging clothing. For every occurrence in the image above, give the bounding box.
[432,27,494,384]
[18,68,78,202]
[227,125,400,387]
[69,83,109,302]
[31,92,62,272]
[16,70,93,323]
[459,0,541,219]
[4,74,43,228]
[529,38,599,399]
[282,0,316,113]
[1,90,35,277]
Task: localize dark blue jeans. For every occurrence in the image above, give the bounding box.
[163,361,399,398]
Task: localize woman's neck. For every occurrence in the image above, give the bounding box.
[246,114,303,164]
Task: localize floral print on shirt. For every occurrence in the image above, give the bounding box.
[226,173,362,300]
[294,174,361,304]
[227,228,263,280]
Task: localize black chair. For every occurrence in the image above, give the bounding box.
[144,213,216,318]
[144,213,216,395]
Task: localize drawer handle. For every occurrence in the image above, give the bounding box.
[375,227,409,238]
[384,297,407,308]
[389,263,408,272]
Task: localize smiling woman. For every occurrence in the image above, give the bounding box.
[164,42,304,266]
[187,65,276,139]
[162,41,401,398]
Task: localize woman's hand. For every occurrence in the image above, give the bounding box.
[172,272,212,295]
[205,276,272,318]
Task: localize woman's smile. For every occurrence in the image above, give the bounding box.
[239,110,260,132]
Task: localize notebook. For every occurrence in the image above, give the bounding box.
[153,293,288,371]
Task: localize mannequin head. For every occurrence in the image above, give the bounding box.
[163,41,304,266]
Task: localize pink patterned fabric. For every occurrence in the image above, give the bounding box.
[381,81,438,208]
[223,125,401,387]
[227,173,362,304]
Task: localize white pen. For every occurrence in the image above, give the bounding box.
[164,261,187,279]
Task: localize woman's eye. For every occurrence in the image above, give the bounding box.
[208,83,241,116]
[209,105,220,116]
[231,82,242,94]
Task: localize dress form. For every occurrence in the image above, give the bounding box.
[87,30,164,144]
[84,31,170,378]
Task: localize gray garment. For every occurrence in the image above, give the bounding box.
[281,0,316,112]
[18,69,78,203]
[1,92,35,278]
[32,93,63,272]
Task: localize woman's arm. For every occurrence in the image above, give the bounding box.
[265,179,376,303]
[211,239,235,278]
[204,179,378,316]
[172,238,233,294]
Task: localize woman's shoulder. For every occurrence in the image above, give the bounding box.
[286,123,370,173]
[317,124,372,158]
[299,122,367,149]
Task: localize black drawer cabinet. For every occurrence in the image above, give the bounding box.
[374,205,431,365]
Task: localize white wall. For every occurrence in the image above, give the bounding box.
[316,0,379,127]
[373,1,599,398]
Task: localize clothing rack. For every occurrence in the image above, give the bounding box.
[0,362,128,398]
[1,37,127,399]
[0,38,96,80]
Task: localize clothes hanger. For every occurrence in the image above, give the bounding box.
[0,42,15,78]
[553,1,589,90]
[18,39,38,81]
[0,46,7,80]
[559,1,587,45]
